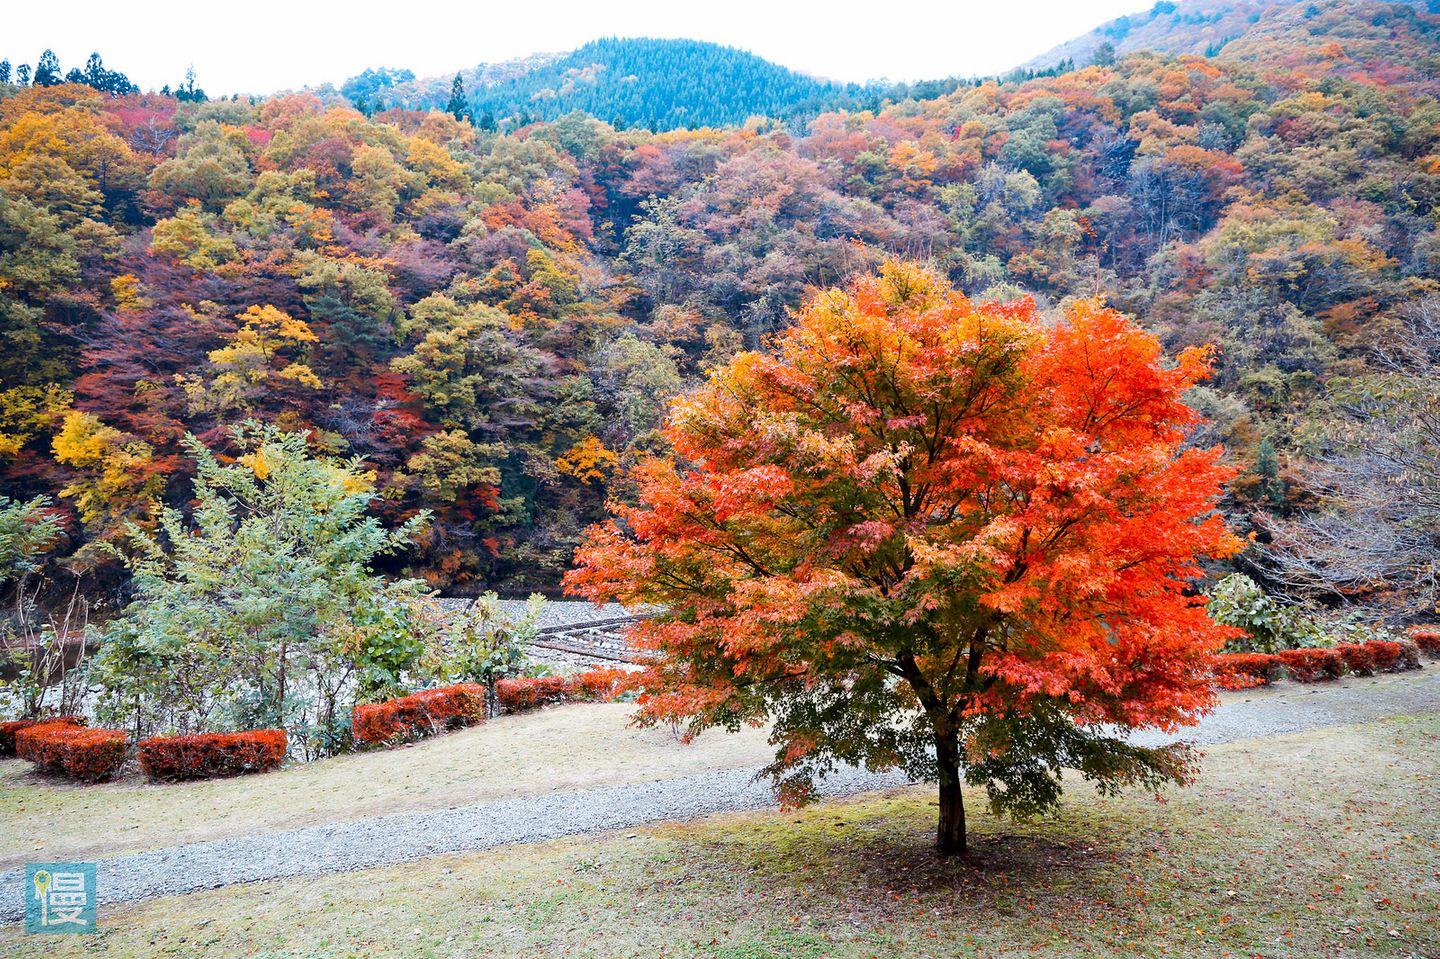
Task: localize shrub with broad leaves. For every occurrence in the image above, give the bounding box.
[1207,573,1322,653]
[437,592,542,688]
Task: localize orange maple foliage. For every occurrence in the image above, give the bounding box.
[566,260,1243,855]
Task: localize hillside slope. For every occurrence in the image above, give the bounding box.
[1024,0,1434,71]
[1,0,1438,595]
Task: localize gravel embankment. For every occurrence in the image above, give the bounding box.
[1,669,1435,921]
[432,597,643,631]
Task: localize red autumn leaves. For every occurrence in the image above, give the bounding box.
[569,261,1240,731]
[566,261,1242,851]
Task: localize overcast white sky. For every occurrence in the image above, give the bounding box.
[3,0,1144,95]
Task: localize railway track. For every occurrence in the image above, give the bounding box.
[432,598,647,668]
[527,616,642,666]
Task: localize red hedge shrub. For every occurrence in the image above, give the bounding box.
[353,683,485,745]
[1408,627,1440,658]
[1216,638,1422,690]
[1361,640,1404,672]
[1213,653,1280,690]
[137,730,286,781]
[1276,647,1344,682]
[499,668,633,711]
[0,716,83,756]
[15,725,128,782]
[496,675,568,712]
[1334,643,1377,676]
[564,668,630,702]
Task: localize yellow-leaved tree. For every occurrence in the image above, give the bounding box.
[179,305,323,413]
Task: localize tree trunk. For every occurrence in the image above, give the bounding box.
[935,729,967,856]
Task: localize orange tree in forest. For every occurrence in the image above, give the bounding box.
[565,261,1242,855]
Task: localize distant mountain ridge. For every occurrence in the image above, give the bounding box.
[338,0,1439,132]
[360,37,871,131]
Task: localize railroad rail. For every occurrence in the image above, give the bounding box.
[528,615,643,665]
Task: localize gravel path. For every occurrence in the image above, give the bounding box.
[1,670,1435,921]
[1132,668,1440,746]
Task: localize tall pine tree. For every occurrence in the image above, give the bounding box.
[446,73,470,123]
[33,50,61,87]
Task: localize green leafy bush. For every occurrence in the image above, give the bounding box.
[1207,574,1323,653]
[0,495,61,591]
[1325,619,1407,649]
[440,592,541,685]
[93,423,430,758]
[0,494,93,720]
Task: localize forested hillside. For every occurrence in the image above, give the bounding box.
[353,38,871,131]
[1,0,1437,609]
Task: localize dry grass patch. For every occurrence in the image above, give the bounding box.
[0,715,1434,958]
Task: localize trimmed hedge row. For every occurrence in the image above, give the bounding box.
[1212,653,1281,689]
[568,667,630,702]
[137,729,287,781]
[15,724,129,782]
[352,683,486,745]
[351,669,630,749]
[7,667,637,773]
[1215,639,1427,690]
[496,668,629,713]
[495,675,568,711]
[1409,627,1440,658]
[0,715,83,756]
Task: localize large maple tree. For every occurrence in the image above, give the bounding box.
[566,260,1242,855]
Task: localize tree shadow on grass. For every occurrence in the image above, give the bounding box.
[1,763,121,789]
[657,798,1148,927]
[840,826,1126,900]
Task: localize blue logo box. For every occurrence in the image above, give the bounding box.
[24,863,96,934]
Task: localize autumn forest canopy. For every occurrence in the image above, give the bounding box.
[1,0,1439,619]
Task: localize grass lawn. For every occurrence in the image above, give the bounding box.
[0,703,775,869]
[1,714,1435,958]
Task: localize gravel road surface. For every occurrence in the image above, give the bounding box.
[1,669,1435,921]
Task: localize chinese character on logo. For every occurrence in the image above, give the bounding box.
[25,862,96,934]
